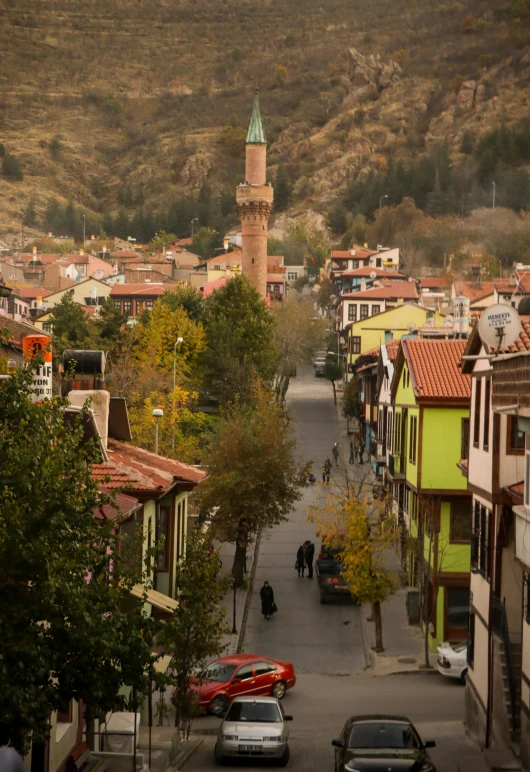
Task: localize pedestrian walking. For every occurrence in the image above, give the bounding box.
[260,580,276,620]
[323,458,331,484]
[296,544,306,577]
[349,440,355,465]
[304,540,315,579]
[332,441,339,466]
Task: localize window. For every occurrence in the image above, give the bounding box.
[450,499,471,543]
[447,587,470,631]
[395,412,402,453]
[233,663,253,681]
[526,454,530,507]
[376,258,382,268]
[123,299,132,317]
[507,415,525,454]
[409,416,417,464]
[387,412,393,452]
[371,304,381,316]
[384,330,392,342]
[254,661,277,676]
[461,418,470,460]
[524,573,530,625]
[348,304,357,322]
[287,271,298,281]
[483,378,491,449]
[225,701,281,723]
[473,379,481,447]
[468,612,475,669]
[57,700,73,724]
[472,502,490,578]
[273,284,280,293]
[360,304,369,320]
[352,260,359,269]
[156,505,171,571]
[351,336,361,354]
[114,300,122,310]
[42,323,51,333]
[145,299,155,310]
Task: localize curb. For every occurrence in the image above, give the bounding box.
[171,737,203,770]
[370,668,439,677]
[236,528,262,653]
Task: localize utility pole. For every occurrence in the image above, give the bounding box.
[379,194,388,214]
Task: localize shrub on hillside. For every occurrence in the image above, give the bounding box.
[2,153,23,181]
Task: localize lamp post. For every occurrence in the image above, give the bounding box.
[172,337,184,451]
[492,181,496,210]
[379,194,388,214]
[232,576,237,635]
[191,218,199,238]
[152,408,163,455]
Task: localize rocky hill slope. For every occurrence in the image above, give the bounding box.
[1,0,529,236]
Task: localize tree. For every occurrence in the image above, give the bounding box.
[342,376,362,421]
[0,359,161,754]
[23,198,37,227]
[202,275,278,403]
[163,529,229,736]
[285,218,328,277]
[160,284,204,323]
[50,291,93,356]
[191,227,222,259]
[2,153,23,181]
[271,296,327,400]
[149,230,178,252]
[94,297,125,357]
[273,165,293,211]
[323,356,343,405]
[314,496,399,652]
[197,388,309,585]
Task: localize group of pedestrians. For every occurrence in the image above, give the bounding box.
[295,540,315,578]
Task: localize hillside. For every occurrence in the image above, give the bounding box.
[1,0,530,242]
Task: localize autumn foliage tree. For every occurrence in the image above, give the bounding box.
[197,386,309,586]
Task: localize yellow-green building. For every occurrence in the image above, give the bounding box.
[346,304,445,369]
[389,338,472,650]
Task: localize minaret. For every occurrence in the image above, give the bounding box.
[236,88,273,299]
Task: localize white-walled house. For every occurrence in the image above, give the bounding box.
[374,340,400,483]
[462,326,529,766]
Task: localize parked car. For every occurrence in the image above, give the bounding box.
[436,641,468,683]
[332,715,437,772]
[193,654,296,716]
[314,356,327,377]
[214,696,292,766]
[316,544,355,605]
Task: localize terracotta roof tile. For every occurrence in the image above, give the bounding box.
[506,481,524,499]
[403,339,470,401]
[203,276,229,297]
[342,282,418,300]
[10,287,53,299]
[339,267,406,279]
[504,315,530,353]
[331,247,377,259]
[454,281,495,303]
[420,277,449,289]
[385,339,400,360]
[107,439,206,485]
[94,490,141,520]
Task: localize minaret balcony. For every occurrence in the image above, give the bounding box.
[236,184,274,206]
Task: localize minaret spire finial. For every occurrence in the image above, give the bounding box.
[246,88,266,145]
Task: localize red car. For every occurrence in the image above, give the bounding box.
[193,654,296,716]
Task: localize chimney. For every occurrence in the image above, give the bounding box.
[68,390,110,449]
[360,278,367,291]
[32,246,37,256]
[48,232,53,238]
[350,249,356,256]
[79,249,84,256]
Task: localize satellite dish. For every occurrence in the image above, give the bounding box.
[407,322,418,334]
[369,271,377,280]
[478,303,521,351]
[446,314,454,324]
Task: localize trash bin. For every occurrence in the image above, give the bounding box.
[102,712,140,754]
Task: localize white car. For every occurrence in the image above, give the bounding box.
[214,696,292,766]
[436,641,468,683]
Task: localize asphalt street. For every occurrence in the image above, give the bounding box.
[186,673,477,772]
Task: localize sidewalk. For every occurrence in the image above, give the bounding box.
[334,385,438,676]
[215,535,259,655]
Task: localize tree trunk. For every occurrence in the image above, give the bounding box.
[332,380,337,405]
[232,520,249,587]
[372,600,384,652]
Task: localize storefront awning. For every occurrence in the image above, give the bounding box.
[130,584,178,613]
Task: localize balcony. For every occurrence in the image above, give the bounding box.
[370,439,386,463]
[388,453,405,479]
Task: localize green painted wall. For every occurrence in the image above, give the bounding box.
[421,407,469,490]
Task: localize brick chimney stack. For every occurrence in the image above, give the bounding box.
[236,88,273,299]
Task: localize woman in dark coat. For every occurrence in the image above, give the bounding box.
[296,544,306,577]
[260,581,275,620]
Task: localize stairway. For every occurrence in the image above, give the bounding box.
[499,640,522,743]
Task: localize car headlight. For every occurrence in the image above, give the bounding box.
[223,734,237,741]
[263,736,281,742]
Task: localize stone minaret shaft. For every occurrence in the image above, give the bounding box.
[236,90,273,298]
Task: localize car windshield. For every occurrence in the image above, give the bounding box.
[453,642,467,653]
[225,702,281,723]
[348,722,421,749]
[202,662,237,683]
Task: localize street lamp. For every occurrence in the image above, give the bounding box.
[191,218,199,238]
[152,408,163,455]
[172,338,184,451]
[232,576,237,635]
[492,181,496,210]
[379,194,388,214]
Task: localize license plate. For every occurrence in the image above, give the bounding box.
[238,744,261,752]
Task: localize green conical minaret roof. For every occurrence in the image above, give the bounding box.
[246,88,267,145]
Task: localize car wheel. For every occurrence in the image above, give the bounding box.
[319,589,328,605]
[460,668,468,685]
[214,743,226,765]
[278,744,290,767]
[271,680,286,699]
[210,694,228,717]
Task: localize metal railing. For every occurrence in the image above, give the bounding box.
[492,595,517,734]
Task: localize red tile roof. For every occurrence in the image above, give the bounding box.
[453,281,495,303]
[503,315,530,353]
[107,439,206,486]
[267,256,285,268]
[339,267,407,279]
[203,276,229,297]
[342,282,418,301]
[385,339,400,360]
[11,287,53,299]
[506,481,524,500]
[420,277,449,289]
[331,247,377,259]
[111,250,139,258]
[403,339,470,401]
[110,283,167,297]
[95,490,142,521]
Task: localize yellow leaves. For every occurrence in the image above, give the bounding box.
[133,302,206,375]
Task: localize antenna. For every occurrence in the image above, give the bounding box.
[478,303,521,353]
